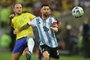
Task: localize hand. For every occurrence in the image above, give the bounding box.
[50,27,58,32]
[13,29,19,34]
[9,14,15,18]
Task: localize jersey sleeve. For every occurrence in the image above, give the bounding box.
[51,17,58,27]
[28,18,37,27]
[52,17,57,23]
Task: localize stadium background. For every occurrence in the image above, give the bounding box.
[0,0,90,60]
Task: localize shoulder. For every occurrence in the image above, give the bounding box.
[35,17,42,21]
[31,17,40,22]
[49,17,57,21]
[12,16,17,23]
[49,16,55,19]
[23,13,34,16]
[35,17,40,19]
[24,13,36,18]
[32,17,39,19]
[21,13,30,16]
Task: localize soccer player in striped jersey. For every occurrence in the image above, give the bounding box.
[17,4,60,60]
[11,3,36,60]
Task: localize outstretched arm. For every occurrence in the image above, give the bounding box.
[14,23,31,34]
[14,19,36,34]
[19,23,30,31]
[19,20,36,31]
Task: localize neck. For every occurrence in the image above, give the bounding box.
[41,14,49,20]
[15,13,21,16]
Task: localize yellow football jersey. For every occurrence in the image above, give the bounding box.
[12,13,36,40]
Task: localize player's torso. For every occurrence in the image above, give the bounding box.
[36,17,51,36]
[13,13,31,28]
[36,17,58,48]
[12,13,33,40]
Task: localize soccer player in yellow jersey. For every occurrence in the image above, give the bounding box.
[11,3,36,60]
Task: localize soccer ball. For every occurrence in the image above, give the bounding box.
[72,6,84,18]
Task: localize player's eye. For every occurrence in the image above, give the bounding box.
[47,9,49,10]
[16,7,19,9]
[44,8,46,10]
[44,8,49,11]
[20,7,22,9]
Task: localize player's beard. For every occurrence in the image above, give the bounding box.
[16,12,22,15]
[18,13,22,15]
[15,11,22,15]
[17,10,22,15]
[43,13,50,17]
[18,11,22,15]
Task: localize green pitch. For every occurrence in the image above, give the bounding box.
[0,52,90,60]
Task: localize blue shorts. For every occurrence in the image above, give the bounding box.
[13,37,27,54]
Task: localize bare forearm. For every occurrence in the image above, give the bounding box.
[19,24,30,31]
[13,24,30,34]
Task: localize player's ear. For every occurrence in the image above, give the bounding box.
[13,8,15,12]
[40,8,42,13]
[13,5,15,12]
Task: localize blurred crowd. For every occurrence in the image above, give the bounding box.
[0,0,90,28]
[0,0,90,58]
[0,0,74,28]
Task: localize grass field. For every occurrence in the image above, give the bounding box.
[0,52,90,60]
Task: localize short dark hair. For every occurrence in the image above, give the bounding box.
[41,4,53,11]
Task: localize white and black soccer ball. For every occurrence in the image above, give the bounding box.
[72,6,84,18]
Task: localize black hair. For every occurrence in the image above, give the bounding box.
[40,4,53,11]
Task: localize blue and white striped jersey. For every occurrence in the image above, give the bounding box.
[28,17,58,48]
